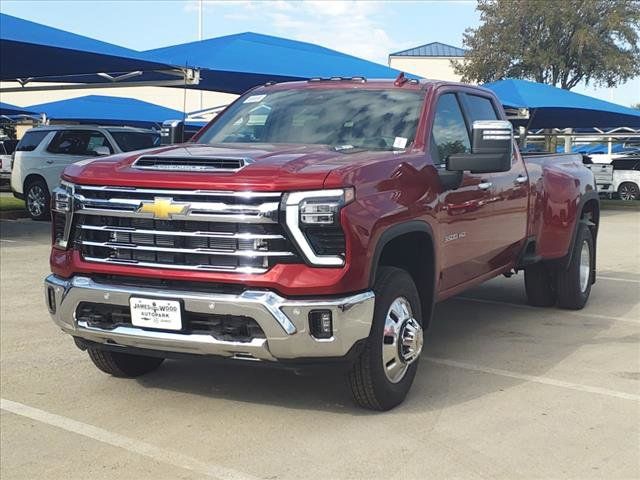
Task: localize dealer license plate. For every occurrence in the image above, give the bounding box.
[130,297,182,331]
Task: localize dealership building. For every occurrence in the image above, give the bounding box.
[388,42,466,82]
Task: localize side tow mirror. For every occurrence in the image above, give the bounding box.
[447,120,513,173]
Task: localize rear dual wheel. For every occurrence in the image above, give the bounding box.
[524,223,594,310]
[349,267,424,411]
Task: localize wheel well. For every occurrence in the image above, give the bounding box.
[377,231,435,327]
[23,173,48,193]
[618,181,639,191]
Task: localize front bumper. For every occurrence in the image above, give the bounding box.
[44,275,375,362]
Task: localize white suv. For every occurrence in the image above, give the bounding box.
[11,125,160,219]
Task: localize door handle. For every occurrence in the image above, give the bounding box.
[478,182,492,190]
[45,159,54,164]
[515,175,527,185]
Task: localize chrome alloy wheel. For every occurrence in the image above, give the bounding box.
[382,297,423,383]
[618,184,639,201]
[27,184,46,217]
[579,240,591,293]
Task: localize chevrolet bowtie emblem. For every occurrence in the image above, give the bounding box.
[137,197,188,219]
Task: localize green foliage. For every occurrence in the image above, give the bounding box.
[454,0,640,89]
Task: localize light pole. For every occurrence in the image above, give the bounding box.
[198,0,203,111]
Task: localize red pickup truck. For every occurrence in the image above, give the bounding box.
[44,78,599,410]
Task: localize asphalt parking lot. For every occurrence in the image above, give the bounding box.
[1,209,638,480]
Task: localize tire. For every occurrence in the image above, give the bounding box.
[617,182,639,201]
[348,266,423,411]
[524,262,557,307]
[87,347,164,378]
[557,223,594,310]
[25,178,50,221]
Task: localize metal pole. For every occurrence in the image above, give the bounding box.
[198,0,203,111]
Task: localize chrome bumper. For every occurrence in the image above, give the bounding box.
[44,275,374,362]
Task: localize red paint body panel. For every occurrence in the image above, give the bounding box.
[52,80,597,302]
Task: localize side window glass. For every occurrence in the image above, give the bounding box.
[465,95,499,122]
[47,131,112,155]
[431,94,470,165]
[87,132,113,154]
[16,131,49,152]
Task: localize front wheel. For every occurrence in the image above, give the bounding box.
[348,266,423,411]
[87,347,164,377]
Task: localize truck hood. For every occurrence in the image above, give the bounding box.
[63,143,400,191]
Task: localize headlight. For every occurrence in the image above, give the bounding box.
[283,188,354,266]
[52,180,75,249]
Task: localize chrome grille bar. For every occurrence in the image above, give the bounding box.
[79,224,284,240]
[75,185,281,198]
[84,256,269,274]
[81,240,294,257]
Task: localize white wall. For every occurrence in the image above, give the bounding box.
[388,56,465,82]
[0,82,238,117]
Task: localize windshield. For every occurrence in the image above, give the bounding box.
[197,89,423,151]
[109,130,160,152]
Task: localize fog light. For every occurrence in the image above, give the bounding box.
[309,310,333,339]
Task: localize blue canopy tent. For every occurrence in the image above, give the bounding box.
[0,101,35,116]
[143,32,406,94]
[26,95,186,128]
[484,79,640,129]
[0,14,191,88]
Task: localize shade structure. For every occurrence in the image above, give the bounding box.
[0,101,35,116]
[0,13,174,81]
[143,32,406,94]
[26,95,185,128]
[484,79,640,129]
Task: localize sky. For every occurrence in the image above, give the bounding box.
[2,0,639,106]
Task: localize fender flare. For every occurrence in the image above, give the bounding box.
[561,190,600,271]
[369,220,436,287]
[368,220,438,328]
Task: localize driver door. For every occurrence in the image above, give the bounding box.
[431,92,496,292]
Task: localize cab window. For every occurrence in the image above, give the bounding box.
[430,94,471,165]
[465,94,499,122]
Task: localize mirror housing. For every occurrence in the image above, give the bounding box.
[92,146,111,156]
[447,120,513,173]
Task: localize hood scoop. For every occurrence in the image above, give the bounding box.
[132,155,253,172]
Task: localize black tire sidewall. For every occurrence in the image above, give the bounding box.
[366,267,423,408]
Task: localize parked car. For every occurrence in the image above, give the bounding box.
[586,155,640,200]
[11,125,160,219]
[44,78,599,410]
[0,138,18,184]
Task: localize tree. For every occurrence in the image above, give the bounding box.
[454,0,640,89]
[633,103,640,110]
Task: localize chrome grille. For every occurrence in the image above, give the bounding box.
[72,186,298,273]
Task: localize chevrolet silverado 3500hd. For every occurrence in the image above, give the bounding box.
[45,78,599,410]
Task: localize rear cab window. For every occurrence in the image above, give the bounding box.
[16,130,49,152]
[47,130,113,156]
